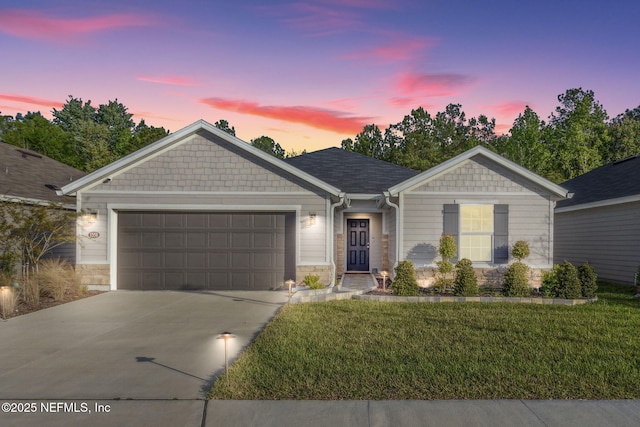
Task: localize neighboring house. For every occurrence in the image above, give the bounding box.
[555,154,640,285]
[59,120,568,291]
[0,141,86,263]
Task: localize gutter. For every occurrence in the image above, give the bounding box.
[329,193,347,287]
[383,191,400,277]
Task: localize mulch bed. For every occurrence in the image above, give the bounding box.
[2,289,104,319]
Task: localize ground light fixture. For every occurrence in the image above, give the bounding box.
[217,332,236,387]
[285,279,295,303]
[381,271,388,290]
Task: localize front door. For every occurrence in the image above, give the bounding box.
[347,219,369,271]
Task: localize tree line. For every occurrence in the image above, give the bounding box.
[341,88,640,183]
[1,89,638,182]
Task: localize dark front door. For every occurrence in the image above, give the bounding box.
[347,219,369,272]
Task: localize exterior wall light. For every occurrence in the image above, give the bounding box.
[309,212,317,226]
[82,210,98,226]
[217,332,236,387]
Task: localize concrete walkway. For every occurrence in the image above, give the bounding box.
[340,273,377,291]
[1,399,638,426]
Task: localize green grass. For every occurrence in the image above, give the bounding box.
[209,282,640,400]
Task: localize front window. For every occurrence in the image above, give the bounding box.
[459,205,493,262]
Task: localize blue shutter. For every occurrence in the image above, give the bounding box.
[443,204,459,262]
[493,204,508,264]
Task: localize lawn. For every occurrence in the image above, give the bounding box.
[209,282,640,400]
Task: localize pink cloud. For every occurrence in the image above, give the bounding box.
[0,93,63,109]
[343,38,434,62]
[137,75,201,87]
[484,101,530,117]
[0,9,156,42]
[395,72,476,97]
[199,97,371,134]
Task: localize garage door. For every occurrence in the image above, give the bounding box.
[117,211,295,290]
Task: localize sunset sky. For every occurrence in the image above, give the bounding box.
[1,0,639,152]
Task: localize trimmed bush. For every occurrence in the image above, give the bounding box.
[502,262,530,297]
[555,261,582,299]
[578,263,598,298]
[302,274,324,290]
[540,267,559,298]
[453,258,479,296]
[392,260,419,296]
[436,235,457,293]
[511,240,530,262]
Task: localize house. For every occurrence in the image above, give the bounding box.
[0,141,86,264]
[59,120,568,291]
[555,154,640,285]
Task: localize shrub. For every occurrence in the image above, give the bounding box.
[392,260,419,296]
[439,234,457,260]
[453,258,479,296]
[302,274,324,290]
[540,267,559,298]
[20,278,39,307]
[511,240,530,262]
[36,258,82,301]
[502,262,530,297]
[555,261,582,299]
[578,263,598,298]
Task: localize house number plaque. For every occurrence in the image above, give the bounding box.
[88,231,100,239]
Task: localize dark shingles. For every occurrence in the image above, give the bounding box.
[284,147,420,193]
[556,154,640,208]
[0,141,86,204]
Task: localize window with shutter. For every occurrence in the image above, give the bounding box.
[442,203,509,264]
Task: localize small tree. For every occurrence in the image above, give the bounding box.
[0,200,76,275]
[435,234,456,293]
[511,240,530,262]
[555,261,582,299]
[392,260,419,296]
[578,263,598,298]
[453,258,479,296]
[502,241,531,297]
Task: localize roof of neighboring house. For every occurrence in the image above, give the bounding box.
[556,154,640,209]
[0,141,85,205]
[284,147,421,194]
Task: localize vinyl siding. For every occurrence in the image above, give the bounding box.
[555,201,640,284]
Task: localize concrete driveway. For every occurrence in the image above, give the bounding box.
[0,291,287,400]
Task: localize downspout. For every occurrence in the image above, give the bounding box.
[383,191,400,277]
[329,192,346,287]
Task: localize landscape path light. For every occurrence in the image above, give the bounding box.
[217,332,236,387]
[381,271,388,290]
[285,279,295,303]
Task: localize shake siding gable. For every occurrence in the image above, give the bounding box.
[92,134,313,193]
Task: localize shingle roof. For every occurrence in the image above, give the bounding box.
[284,147,420,194]
[556,154,640,208]
[0,141,86,205]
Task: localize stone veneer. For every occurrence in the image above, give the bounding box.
[415,266,547,289]
[296,265,333,288]
[76,264,110,291]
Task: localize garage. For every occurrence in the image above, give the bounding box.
[117,211,296,290]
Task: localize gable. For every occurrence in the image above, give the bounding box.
[410,156,547,194]
[88,133,319,194]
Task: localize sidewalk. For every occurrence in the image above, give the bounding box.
[2,399,638,426]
